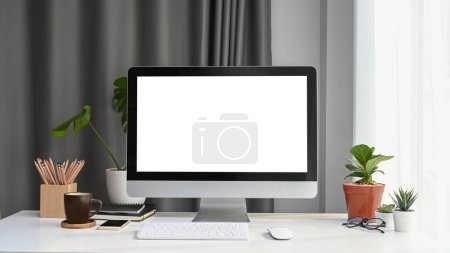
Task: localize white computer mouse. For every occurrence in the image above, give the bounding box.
[267,227,294,240]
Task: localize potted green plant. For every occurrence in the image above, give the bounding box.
[102,76,144,204]
[51,81,145,204]
[375,204,395,229]
[390,187,418,232]
[343,144,394,219]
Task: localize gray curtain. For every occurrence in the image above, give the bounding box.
[0,0,272,217]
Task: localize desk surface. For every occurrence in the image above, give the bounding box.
[0,211,442,253]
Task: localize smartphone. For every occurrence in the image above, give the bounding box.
[97,220,131,231]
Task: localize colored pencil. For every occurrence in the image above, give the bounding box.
[34,161,49,184]
[33,158,85,185]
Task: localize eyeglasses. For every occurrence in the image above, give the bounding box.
[342,217,386,233]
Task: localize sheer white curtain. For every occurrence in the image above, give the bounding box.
[355,0,450,242]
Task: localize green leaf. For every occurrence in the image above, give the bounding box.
[390,187,418,211]
[51,105,124,170]
[366,155,394,172]
[359,175,373,184]
[50,117,75,139]
[344,171,366,179]
[50,105,91,138]
[345,159,364,170]
[345,164,360,172]
[114,76,127,89]
[112,76,128,134]
[350,144,374,167]
[117,97,126,111]
[377,203,395,213]
[73,105,91,134]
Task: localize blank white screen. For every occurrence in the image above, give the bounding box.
[137,76,307,172]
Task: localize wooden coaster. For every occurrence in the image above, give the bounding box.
[61,219,96,229]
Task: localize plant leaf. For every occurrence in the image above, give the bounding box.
[390,187,418,211]
[350,144,373,167]
[51,117,75,139]
[366,155,394,172]
[114,76,127,89]
[345,164,360,172]
[377,203,395,213]
[73,105,91,134]
[51,106,91,139]
[390,193,399,208]
[344,171,366,179]
[344,158,364,170]
[112,76,128,134]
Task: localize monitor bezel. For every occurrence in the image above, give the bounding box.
[127,66,317,181]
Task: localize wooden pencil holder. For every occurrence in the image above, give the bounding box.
[40,183,77,218]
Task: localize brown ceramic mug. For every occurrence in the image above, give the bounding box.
[64,192,102,224]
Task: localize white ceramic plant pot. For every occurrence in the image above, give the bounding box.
[106,168,145,205]
[375,211,394,229]
[393,209,415,232]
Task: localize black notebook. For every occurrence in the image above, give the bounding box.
[92,204,157,221]
[96,204,145,214]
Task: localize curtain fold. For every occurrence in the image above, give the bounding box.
[0,0,272,217]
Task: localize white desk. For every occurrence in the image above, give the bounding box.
[0,211,443,253]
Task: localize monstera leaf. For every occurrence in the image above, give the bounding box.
[113,77,128,134]
[51,106,91,138]
[50,105,123,170]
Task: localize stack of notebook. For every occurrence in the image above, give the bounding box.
[92,204,156,221]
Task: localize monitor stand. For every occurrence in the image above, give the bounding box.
[192,198,250,222]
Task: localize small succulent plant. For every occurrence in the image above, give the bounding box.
[377,204,395,213]
[390,187,418,211]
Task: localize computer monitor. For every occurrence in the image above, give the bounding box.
[127,66,317,222]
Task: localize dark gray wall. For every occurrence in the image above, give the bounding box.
[271,0,353,213]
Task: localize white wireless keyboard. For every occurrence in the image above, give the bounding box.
[137,222,249,240]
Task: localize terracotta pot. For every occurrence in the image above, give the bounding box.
[343,183,384,219]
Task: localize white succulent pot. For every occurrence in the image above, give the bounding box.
[393,209,415,232]
[375,211,394,229]
[106,168,145,205]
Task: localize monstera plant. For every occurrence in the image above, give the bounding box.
[343,144,394,219]
[50,76,145,204]
[51,105,123,171]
